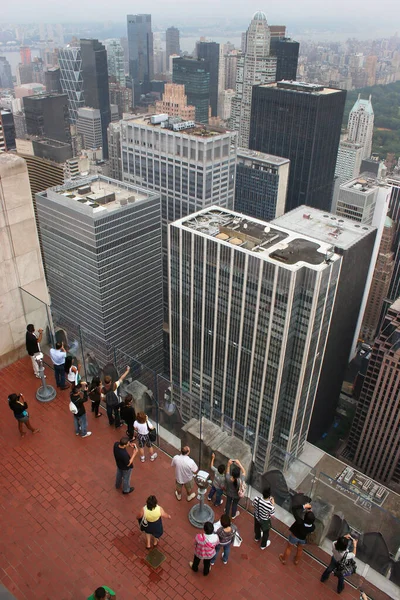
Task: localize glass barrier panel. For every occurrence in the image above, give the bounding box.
[19,287,55,369]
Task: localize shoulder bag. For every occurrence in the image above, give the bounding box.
[334,550,357,577]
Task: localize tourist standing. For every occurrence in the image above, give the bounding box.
[279,503,315,566]
[120,394,136,439]
[8,393,40,437]
[70,382,91,438]
[133,412,157,462]
[224,458,246,520]
[102,366,130,428]
[136,495,171,549]
[207,452,225,506]
[50,341,69,389]
[87,587,116,600]
[171,446,198,501]
[26,324,43,378]
[210,514,237,565]
[320,534,358,594]
[253,487,275,549]
[113,436,138,495]
[89,377,102,418]
[190,522,219,576]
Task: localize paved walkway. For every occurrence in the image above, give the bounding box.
[0,358,372,599]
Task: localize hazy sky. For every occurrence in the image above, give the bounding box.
[1,0,399,31]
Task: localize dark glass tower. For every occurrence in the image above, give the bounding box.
[23,94,71,144]
[166,26,180,64]
[127,14,154,84]
[172,57,210,124]
[196,41,219,117]
[80,39,111,159]
[249,81,346,212]
[270,38,300,81]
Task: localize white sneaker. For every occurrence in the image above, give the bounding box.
[187,492,196,502]
[261,541,271,550]
[82,432,92,438]
[232,511,240,519]
[175,491,182,501]
[75,433,80,436]
[140,456,145,462]
[150,453,158,461]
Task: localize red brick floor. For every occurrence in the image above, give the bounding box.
[0,358,377,599]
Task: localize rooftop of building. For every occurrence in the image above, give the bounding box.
[38,174,157,215]
[340,174,392,194]
[125,114,233,138]
[0,355,393,600]
[261,80,342,95]
[176,206,340,270]
[350,94,374,115]
[237,147,290,166]
[273,206,376,249]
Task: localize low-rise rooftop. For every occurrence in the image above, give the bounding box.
[262,81,342,95]
[237,147,290,166]
[177,207,339,270]
[38,175,156,216]
[126,114,232,138]
[273,205,376,250]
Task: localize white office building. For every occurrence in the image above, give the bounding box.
[230,11,277,148]
[347,94,374,159]
[168,206,341,464]
[335,140,364,183]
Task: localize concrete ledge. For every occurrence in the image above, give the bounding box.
[0,584,17,599]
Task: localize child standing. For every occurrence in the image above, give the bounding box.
[190,522,219,576]
[207,452,226,506]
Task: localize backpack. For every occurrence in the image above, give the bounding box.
[105,385,119,408]
[334,550,357,577]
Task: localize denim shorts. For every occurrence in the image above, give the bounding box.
[288,534,306,545]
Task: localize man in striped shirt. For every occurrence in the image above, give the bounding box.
[253,487,275,549]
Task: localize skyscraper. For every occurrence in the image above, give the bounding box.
[80,39,111,159]
[172,57,210,124]
[58,45,85,124]
[235,148,289,221]
[230,11,277,148]
[347,95,374,159]
[347,299,400,485]
[0,57,13,89]
[168,206,342,463]
[117,115,237,316]
[269,37,299,81]
[127,14,154,84]
[166,27,180,65]
[36,175,163,371]
[77,107,103,151]
[249,81,346,213]
[335,140,364,183]
[196,41,220,117]
[45,67,62,94]
[0,110,16,151]
[106,39,126,87]
[333,175,384,225]
[360,217,395,342]
[154,84,195,120]
[23,94,71,144]
[274,206,376,442]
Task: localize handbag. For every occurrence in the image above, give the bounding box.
[147,420,156,442]
[139,507,148,531]
[238,479,247,498]
[69,401,78,414]
[334,550,357,577]
[233,532,242,547]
